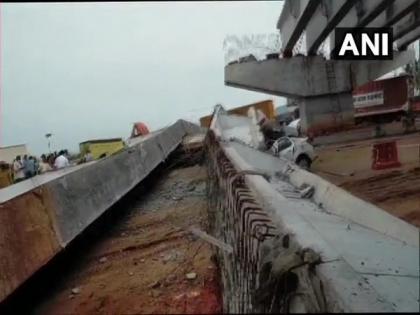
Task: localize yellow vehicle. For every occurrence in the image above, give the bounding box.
[79,138,125,160]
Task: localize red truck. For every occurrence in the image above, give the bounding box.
[410,95,420,113]
[352,74,414,124]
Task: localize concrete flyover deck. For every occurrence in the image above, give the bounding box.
[207,109,419,313]
[0,119,201,304]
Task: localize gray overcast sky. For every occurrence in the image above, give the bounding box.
[1,1,284,155]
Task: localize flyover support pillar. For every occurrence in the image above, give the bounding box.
[299,92,355,137]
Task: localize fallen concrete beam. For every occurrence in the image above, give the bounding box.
[0,119,197,303]
[208,109,419,312]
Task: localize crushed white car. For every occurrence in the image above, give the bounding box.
[271,136,316,170]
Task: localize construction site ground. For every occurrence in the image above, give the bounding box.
[329,165,420,228]
[4,159,222,314]
[315,132,420,228]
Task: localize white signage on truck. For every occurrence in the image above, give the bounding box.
[353,91,384,108]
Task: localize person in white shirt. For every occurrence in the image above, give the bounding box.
[54,150,70,170]
[13,156,25,183]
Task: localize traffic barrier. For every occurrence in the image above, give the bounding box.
[372,141,401,170]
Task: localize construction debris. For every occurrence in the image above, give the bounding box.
[71,287,81,295]
[25,165,221,315]
[300,185,315,199]
[186,272,197,280]
[99,257,108,264]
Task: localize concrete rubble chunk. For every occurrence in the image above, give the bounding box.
[186,272,197,280]
[99,257,108,263]
[149,280,161,289]
[166,274,177,283]
[162,250,182,263]
[71,287,81,295]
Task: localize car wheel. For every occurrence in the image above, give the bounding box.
[296,156,311,170]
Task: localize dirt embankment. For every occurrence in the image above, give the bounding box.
[31,165,222,314]
[338,167,420,228]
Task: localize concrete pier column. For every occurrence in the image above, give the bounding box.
[299,93,355,136]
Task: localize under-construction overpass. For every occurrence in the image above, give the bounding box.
[225,0,420,136]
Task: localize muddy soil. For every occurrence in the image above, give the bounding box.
[336,167,420,228]
[29,165,222,314]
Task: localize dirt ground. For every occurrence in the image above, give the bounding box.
[321,166,420,228]
[313,131,420,228]
[32,165,222,314]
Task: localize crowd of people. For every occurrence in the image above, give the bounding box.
[12,150,70,184]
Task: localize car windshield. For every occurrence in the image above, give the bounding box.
[275,138,292,152]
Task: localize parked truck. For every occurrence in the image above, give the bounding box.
[352,74,414,124]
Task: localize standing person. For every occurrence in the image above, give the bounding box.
[54,150,70,170]
[34,156,40,175]
[22,155,29,178]
[47,154,55,169]
[13,156,25,183]
[26,156,36,178]
[39,155,52,174]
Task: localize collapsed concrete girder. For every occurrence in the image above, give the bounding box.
[0,120,202,304]
[225,51,415,98]
[207,109,419,313]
